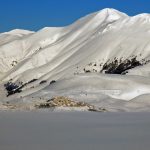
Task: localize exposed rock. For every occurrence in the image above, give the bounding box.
[39,80,47,84]
[4,82,22,96]
[4,78,38,97]
[50,80,56,85]
[27,79,38,84]
[35,96,106,112]
[81,56,150,75]
[101,57,143,74]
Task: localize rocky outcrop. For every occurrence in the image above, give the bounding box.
[35,96,106,112]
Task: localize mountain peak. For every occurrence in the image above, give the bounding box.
[99,8,127,15]
[96,8,128,21]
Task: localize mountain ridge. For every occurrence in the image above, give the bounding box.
[3,8,150,34]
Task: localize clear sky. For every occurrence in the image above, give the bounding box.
[0,0,150,32]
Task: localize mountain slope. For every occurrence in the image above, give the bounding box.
[1,8,150,111]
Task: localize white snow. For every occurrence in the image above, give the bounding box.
[0,8,150,112]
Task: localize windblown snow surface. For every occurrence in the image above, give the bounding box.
[1,8,150,112]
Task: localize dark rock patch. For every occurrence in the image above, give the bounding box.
[39,80,47,84]
[4,78,38,97]
[4,82,22,96]
[101,57,144,74]
[50,80,56,85]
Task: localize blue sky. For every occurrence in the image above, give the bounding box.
[0,0,150,32]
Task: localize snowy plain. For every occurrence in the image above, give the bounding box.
[0,111,150,150]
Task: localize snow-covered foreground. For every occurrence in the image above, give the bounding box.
[0,112,150,150]
[1,8,150,111]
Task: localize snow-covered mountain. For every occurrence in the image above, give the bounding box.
[1,8,150,111]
